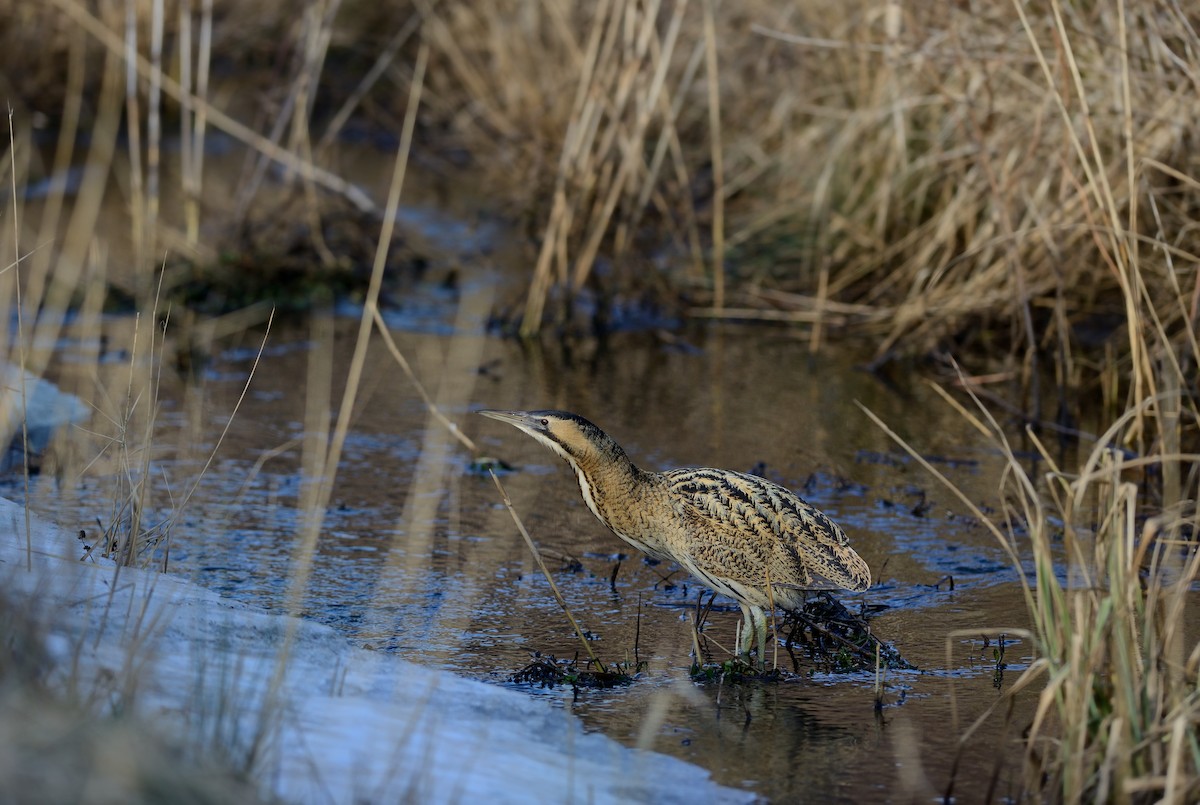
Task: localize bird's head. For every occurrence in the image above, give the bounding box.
[477,409,628,472]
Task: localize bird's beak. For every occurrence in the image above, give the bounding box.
[479,409,569,463]
[477,409,544,436]
[477,409,529,426]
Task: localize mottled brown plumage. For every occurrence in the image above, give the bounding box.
[479,409,871,661]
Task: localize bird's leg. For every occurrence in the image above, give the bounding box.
[737,604,769,670]
[737,603,754,661]
[753,605,768,671]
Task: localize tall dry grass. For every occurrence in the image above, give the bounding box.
[280,0,1199,397]
[415,0,1196,447]
[868,383,1199,801]
[862,222,1199,800]
[8,3,1195,388]
[0,0,1197,799]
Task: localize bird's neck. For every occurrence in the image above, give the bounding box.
[569,447,640,517]
[569,449,672,559]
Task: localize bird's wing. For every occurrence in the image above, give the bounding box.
[665,468,871,593]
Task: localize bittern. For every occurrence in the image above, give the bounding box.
[479,409,871,664]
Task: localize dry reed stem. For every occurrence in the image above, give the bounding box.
[122,0,145,268]
[46,0,377,214]
[702,0,723,312]
[370,306,477,455]
[185,0,214,246]
[488,469,606,673]
[177,0,193,244]
[7,110,32,571]
[146,0,163,255]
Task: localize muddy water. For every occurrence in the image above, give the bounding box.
[27,302,1051,802]
[12,137,1057,800]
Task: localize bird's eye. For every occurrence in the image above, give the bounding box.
[539,418,549,427]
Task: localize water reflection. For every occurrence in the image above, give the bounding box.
[20,308,1043,801]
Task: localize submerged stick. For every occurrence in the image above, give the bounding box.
[488,469,607,673]
[370,306,477,454]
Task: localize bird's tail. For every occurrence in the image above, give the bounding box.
[810,542,873,593]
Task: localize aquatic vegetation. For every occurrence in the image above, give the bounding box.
[510,653,643,691]
[778,593,913,674]
[866,367,1199,800]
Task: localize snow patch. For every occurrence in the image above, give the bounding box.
[0,497,752,804]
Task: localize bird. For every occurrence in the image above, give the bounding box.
[478,409,871,665]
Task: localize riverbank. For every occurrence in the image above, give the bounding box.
[0,495,752,804]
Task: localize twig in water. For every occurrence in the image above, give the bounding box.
[634,593,642,669]
[370,305,477,454]
[874,642,884,713]
[690,615,705,669]
[488,469,606,673]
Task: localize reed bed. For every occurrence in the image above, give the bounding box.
[5,3,1197,374]
[862,224,1199,801]
[868,387,1199,801]
[0,0,1198,801]
[341,0,1200,394]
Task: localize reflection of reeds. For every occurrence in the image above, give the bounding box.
[271,42,429,710]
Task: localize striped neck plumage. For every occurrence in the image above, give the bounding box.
[526,419,639,518]
[476,408,643,514]
[562,442,639,525]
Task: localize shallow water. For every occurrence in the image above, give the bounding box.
[22,303,1056,802]
[10,141,1068,801]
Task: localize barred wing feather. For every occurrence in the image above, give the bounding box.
[665,468,871,594]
